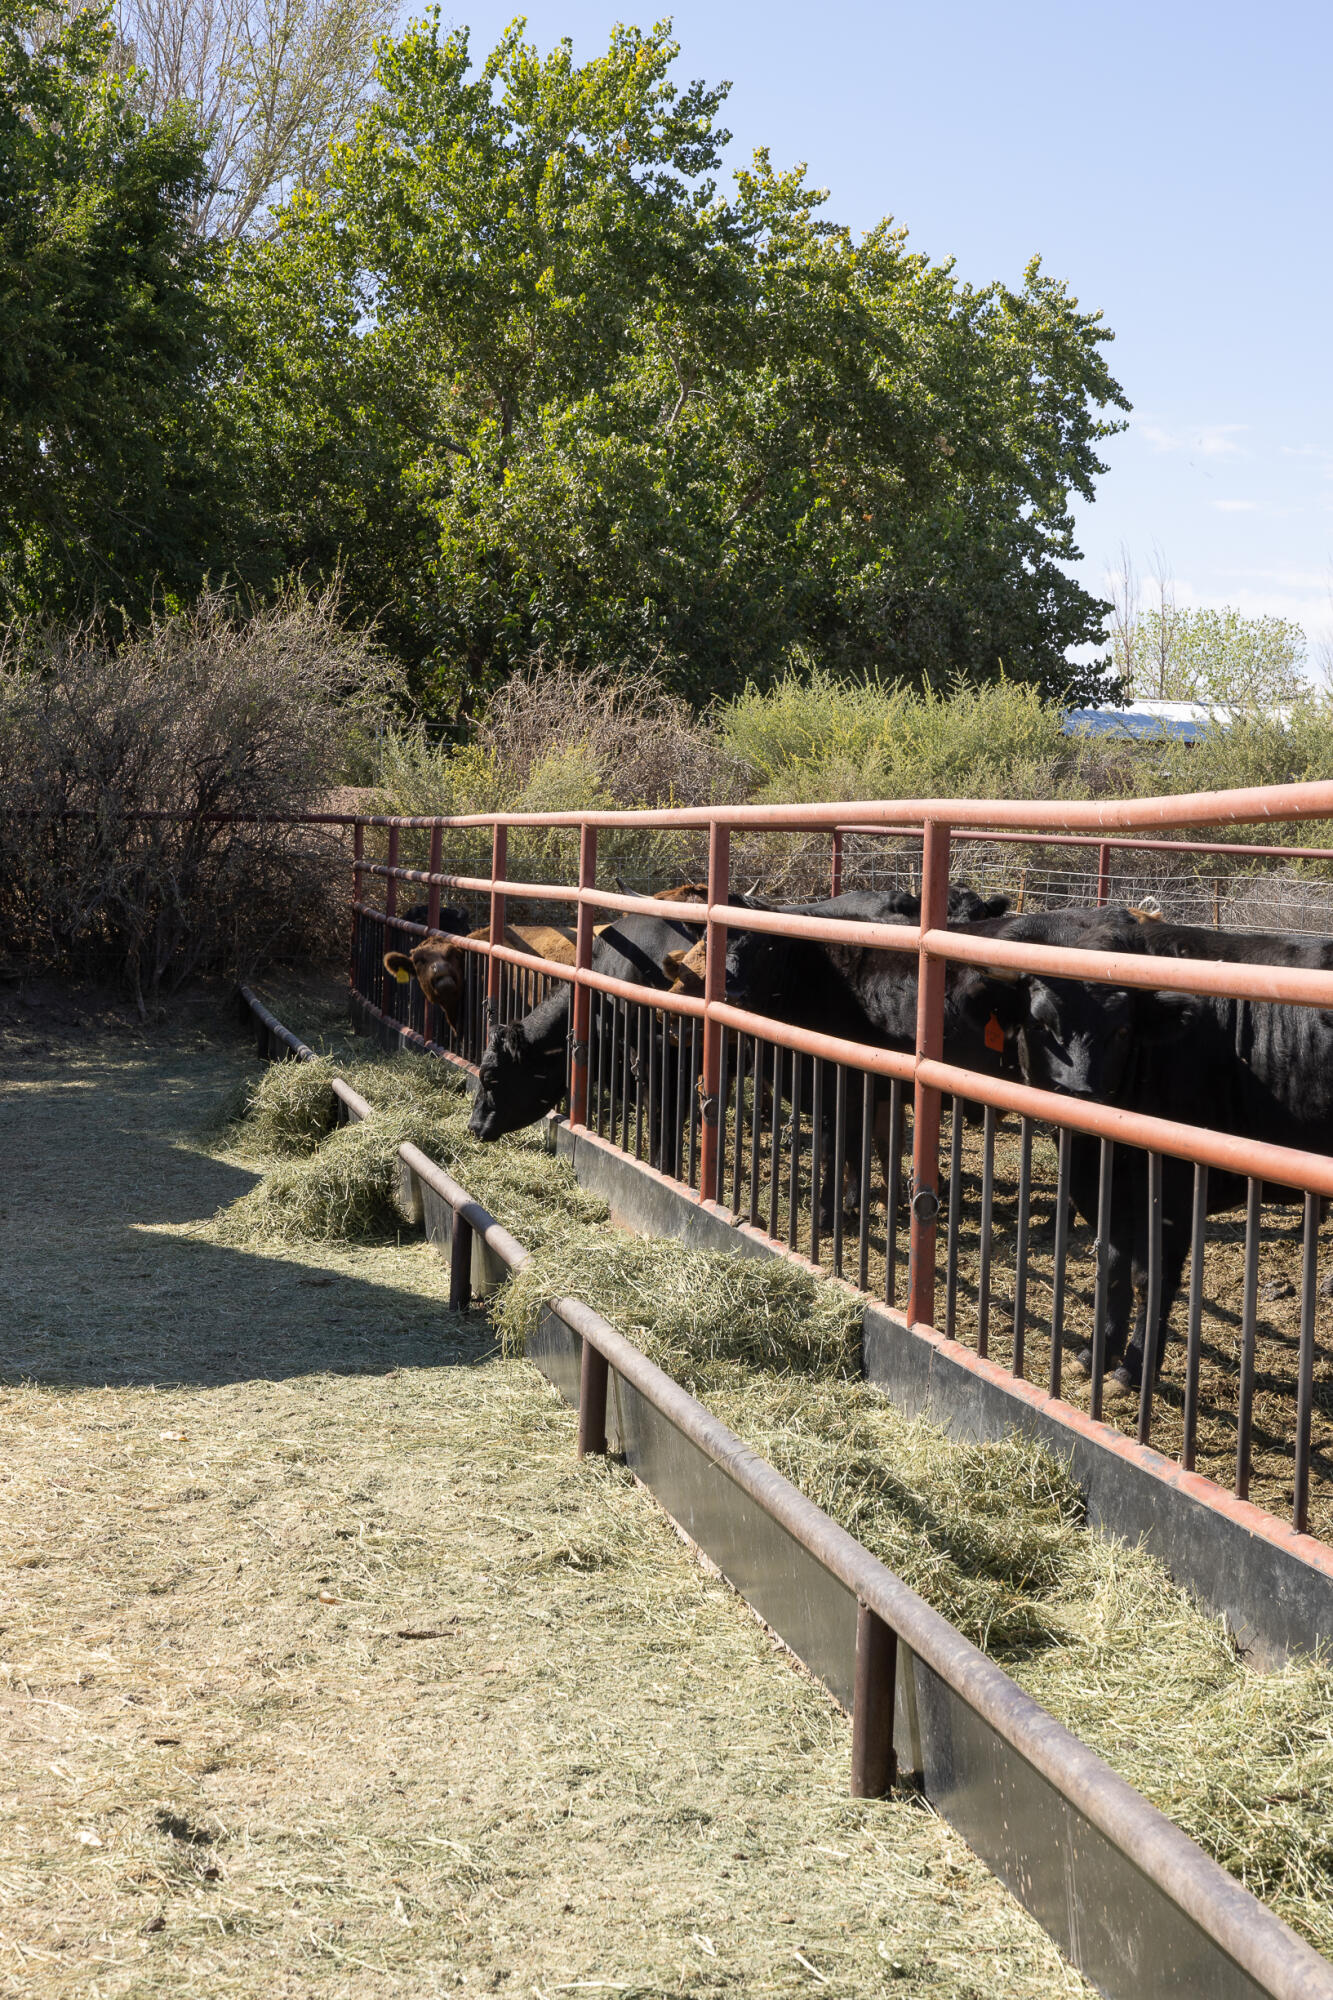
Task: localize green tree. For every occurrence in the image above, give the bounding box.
[1116,600,1308,711]
[227,14,1128,713]
[0,0,224,619]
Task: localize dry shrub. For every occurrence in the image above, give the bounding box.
[477,656,744,810]
[0,585,398,1008]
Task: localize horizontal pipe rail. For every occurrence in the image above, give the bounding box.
[839,823,1333,865]
[338,775,1333,832]
[918,1060,1333,1200]
[923,928,1333,1010]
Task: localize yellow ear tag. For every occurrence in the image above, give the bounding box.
[393,966,411,984]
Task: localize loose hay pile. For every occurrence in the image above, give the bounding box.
[224,1031,1333,1960]
[220,1051,609,1249]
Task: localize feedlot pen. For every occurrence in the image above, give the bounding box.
[0,995,1089,1999]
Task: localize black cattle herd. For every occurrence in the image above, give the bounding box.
[386,881,1333,1400]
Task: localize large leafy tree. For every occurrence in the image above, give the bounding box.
[0,0,225,620]
[227,14,1131,710]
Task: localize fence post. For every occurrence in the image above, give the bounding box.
[349,820,364,997]
[907,818,950,1329]
[1096,840,1110,907]
[830,827,844,899]
[448,1211,473,1312]
[487,822,508,1026]
[700,820,730,1203]
[577,1332,610,1458]
[569,822,598,1129]
[380,824,399,1016]
[849,1600,897,1796]
[424,822,443,1045]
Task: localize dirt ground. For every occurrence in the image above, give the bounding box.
[0,988,1087,1999]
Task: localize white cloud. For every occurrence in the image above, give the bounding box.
[1137,421,1247,457]
[1213,499,1258,512]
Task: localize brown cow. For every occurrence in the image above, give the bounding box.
[383,923,577,1031]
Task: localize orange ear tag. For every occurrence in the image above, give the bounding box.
[984,1012,1005,1053]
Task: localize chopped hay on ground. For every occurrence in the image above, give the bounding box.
[0,1002,1092,1998]
[216,1016,1333,1959]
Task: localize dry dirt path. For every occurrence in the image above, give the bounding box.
[0,999,1086,1998]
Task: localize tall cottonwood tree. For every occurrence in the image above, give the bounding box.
[225,17,1129,711]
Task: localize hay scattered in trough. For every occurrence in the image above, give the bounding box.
[495,1212,1333,1952]
[220,1050,607,1248]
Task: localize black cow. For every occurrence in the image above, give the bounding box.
[398,901,470,936]
[956,913,1333,1392]
[715,885,1016,1223]
[468,910,705,1141]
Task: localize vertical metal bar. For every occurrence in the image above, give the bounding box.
[699,821,730,1203]
[732,1029,747,1214]
[977,1105,996,1358]
[426,823,442,933]
[350,821,364,996]
[1049,1126,1072,1399]
[769,1046,784,1239]
[810,1058,824,1266]
[1235,1176,1262,1500]
[595,991,607,1136]
[1091,1139,1114,1422]
[832,1065,848,1278]
[620,995,633,1151]
[788,1051,803,1252]
[830,827,844,899]
[885,1081,903,1308]
[849,1601,897,1798]
[715,1025,731,1203]
[1295,1190,1319,1533]
[634,1004,646,1162]
[448,1214,473,1313]
[1182,1164,1208,1471]
[748,1036,763,1227]
[608,997,621,1145]
[1013,1116,1032,1379]
[671,1013,686,1184]
[648,995,661,1171]
[380,825,400,1014]
[1137,1151,1164,1445]
[569,825,597,1129]
[687,1018,701,1189]
[857,1071,873,1292]
[945,1095,963,1342]
[908,819,950,1328]
[487,823,508,1023]
[577,1335,609,1459]
[1096,841,1111,907]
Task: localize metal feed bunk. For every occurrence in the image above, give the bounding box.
[242,976,1333,2000]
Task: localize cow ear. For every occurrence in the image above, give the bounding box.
[982,895,1012,919]
[383,952,414,983]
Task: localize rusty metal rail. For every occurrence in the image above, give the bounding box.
[237,983,1333,2000]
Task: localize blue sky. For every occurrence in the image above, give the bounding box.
[446,0,1333,664]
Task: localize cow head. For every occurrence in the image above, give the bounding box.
[383,940,467,1029]
[956,969,1199,1100]
[468,1021,567,1141]
[947,886,1012,923]
[663,940,708,995]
